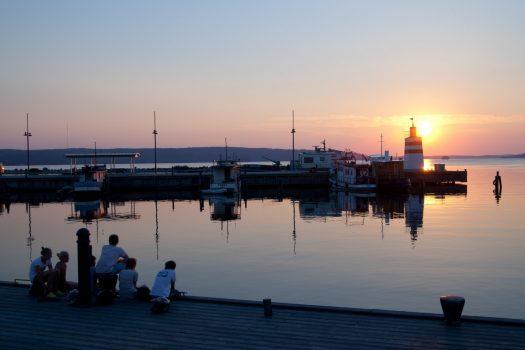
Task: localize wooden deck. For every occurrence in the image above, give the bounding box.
[0,283,524,349]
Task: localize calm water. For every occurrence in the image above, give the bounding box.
[1,159,524,318]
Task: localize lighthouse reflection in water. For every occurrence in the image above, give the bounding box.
[297,192,427,241]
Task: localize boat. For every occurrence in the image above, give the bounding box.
[73,165,107,199]
[331,151,376,192]
[201,160,241,195]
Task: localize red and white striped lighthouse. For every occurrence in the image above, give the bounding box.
[404,118,424,171]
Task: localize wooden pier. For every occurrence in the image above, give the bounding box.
[0,283,523,349]
[0,170,330,193]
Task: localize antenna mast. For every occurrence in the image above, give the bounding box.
[153,111,158,174]
[24,113,32,175]
[291,110,296,170]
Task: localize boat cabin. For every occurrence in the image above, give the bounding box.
[202,160,241,195]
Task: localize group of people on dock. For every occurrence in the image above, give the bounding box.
[28,234,178,304]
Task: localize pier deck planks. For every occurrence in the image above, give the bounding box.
[0,285,523,349]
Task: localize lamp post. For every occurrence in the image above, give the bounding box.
[291,110,295,171]
[153,111,158,175]
[24,113,32,176]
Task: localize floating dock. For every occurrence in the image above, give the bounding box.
[406,170,467,185]
[0,282,523,349]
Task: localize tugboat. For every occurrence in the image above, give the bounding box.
[201,139,241,195]
[331,151,376,192]
[201,160,240,195]
[73,165,107,199]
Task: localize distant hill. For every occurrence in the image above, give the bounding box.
[1,148,523,166]
[0,147,307,166]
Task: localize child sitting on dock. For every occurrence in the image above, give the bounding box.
[150,260,177,299]
[29,247,56,297]
[118,258,138,300]
[95,234,128,290]
[54,251,77,295]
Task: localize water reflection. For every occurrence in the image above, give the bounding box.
[26,202,35,262]
[67,200,140,223]
[405,195,424,244]
[208,196,241,242]
[1,188,467,258]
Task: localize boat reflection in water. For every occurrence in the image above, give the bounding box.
[283,190,462,244]
[67,200,140,223]
[207,196,241,241]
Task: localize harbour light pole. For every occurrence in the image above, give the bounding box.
[24,113,32,176]
[94,141,97,165]
[291,110,296,170]
[380,133,383,157]
[153,111,158,174]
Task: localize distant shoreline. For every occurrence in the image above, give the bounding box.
[425,154,525,159]
[0,147,524,166]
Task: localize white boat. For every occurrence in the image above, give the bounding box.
[201,160,240,195]
[331,151,376,192]
[74,165,106,198]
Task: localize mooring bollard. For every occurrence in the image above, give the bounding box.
[76,228,92,305]
[440,295,465,325]
[263,298,272,317]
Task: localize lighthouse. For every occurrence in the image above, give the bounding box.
[404,118,424,171]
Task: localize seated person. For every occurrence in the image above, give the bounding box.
[54,251,77,294]
[150,260,177,299]
[29,247,56,297]
[95,234,128,290]
[118,258,138,300]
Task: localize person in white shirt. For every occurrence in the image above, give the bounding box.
[95,234,128,290]
[118,258,138,300]
[29,247,57,297]
[150,260,176,299]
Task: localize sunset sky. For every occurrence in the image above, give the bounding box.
[1,0,524,155]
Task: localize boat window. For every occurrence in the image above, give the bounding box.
[303,157,314,163]
[320,157,325,161]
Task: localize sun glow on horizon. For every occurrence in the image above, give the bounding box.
[417,120,433,138]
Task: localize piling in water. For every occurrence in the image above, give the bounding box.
[263,298,272,317]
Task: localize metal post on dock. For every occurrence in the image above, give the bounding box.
[440,295,465,325]
[76,228,92,306]
[263,298,273,317]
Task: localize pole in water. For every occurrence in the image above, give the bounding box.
[493,171,502,202]
[263,298,273,317]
